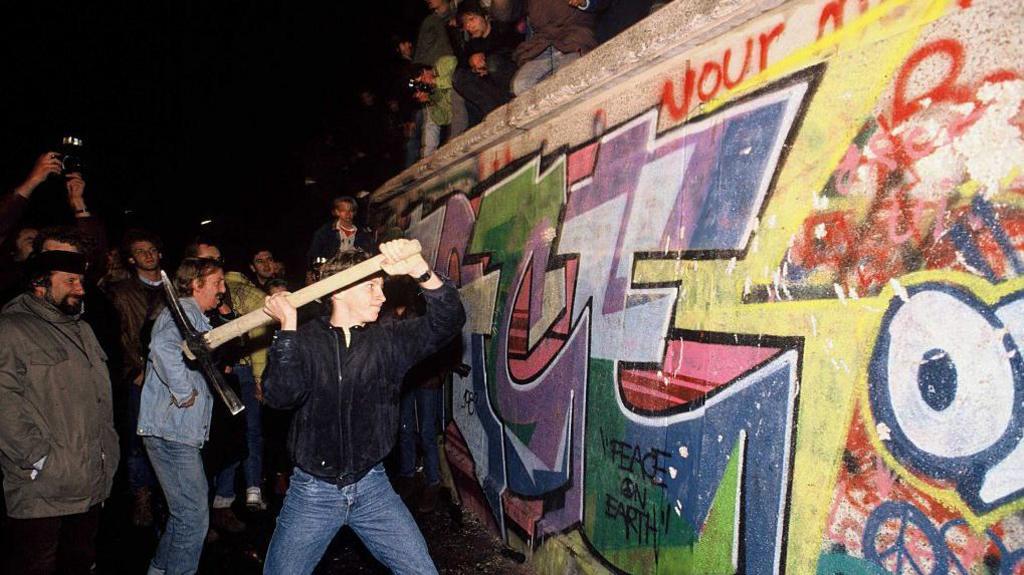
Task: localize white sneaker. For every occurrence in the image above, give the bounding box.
[245,487,267,511]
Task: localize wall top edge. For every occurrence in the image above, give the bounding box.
[371,0,787,204]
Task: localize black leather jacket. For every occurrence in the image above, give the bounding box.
[263,280,465,486]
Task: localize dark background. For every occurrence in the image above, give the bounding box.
[1,1,428,270]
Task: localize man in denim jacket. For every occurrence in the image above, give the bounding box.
[137,257,226,575]
[261,239,465,574]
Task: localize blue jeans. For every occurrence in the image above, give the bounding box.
[143,436,209,575]
[128,383,157,490]
[511,46,581,96]
[213,366,263,499]
[398,387,441,486]
[404,109,423,168]
[264,465,437,575]
[420,112,444,159]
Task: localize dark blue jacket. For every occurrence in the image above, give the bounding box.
[306,222,374,267]
[263,280,465,486]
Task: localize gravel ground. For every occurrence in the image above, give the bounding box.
[94,477,534,574]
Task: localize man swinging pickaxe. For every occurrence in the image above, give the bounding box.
[159,241,424,415]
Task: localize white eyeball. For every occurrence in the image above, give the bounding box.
[880,289,1015,458]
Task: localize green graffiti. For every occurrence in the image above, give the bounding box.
[815,552,889,575]
[584,358,744,574]
[468,155,567,417]
[660,439,741,575]
[469,155,566,299]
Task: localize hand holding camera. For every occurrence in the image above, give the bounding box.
[409,67,437,104]
[14,152,63,198]
[56,136,85,176]
[469,53,488,77]
[408,78,435,94]
[65,172,88,216]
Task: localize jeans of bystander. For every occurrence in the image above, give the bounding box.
[511,45,581,96]
[143,436,208,575]
[398,387,442,486]
[213,365,263,503]
[127,382,157,490]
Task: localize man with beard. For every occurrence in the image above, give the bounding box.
[0,235,120,574]
[107,228,165,527]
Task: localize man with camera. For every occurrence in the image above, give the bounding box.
[0,229,120,575]
[411,54,457,158]
[1,149,90,242]
[1,149,106,305]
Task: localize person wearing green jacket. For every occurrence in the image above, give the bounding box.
[412,54,458,158]
[0,241,120,574]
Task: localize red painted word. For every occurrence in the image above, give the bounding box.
[661,23,785,121]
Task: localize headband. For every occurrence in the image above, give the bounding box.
[26,250,88,276]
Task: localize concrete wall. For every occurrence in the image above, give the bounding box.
[370,0,1024,572]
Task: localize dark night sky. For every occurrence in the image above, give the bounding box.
[1,1,427,269]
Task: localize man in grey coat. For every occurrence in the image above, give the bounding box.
[0,243,120,575]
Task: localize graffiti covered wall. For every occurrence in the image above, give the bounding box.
[372,0,1024,572]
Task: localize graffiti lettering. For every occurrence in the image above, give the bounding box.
[461,389,477,416]
[817,0,871,39]
[660,23,785,121]
[892,39,968,125]
[379,2,1024,574]
[604,492,664,546]
[620,476,648,507]
[607,438,672,487]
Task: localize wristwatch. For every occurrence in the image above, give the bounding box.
[414,269,433,283]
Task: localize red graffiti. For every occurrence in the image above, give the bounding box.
[817,0,870,39]
[875,194,948,246]
[759,23,785,72]
[789,211,859,274]
[723,37,753,89]
[892,39,971,125]
[661,23,785,121]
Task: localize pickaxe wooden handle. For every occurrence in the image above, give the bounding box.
[188,240,421,358]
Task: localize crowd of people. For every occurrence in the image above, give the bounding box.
[0,2,673,573]
[0,152,467,574]
[311,0,668,199]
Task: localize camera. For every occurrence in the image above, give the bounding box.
[408,78,434,94]
[57,136,84,175]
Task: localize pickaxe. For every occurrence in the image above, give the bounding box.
[160,270,246,415]
[160,241,422,415]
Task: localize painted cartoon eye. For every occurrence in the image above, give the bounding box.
[876,289,1015,459]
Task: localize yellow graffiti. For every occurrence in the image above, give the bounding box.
[634,0,1007,572]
